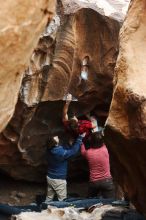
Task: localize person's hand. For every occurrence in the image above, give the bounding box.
[66,93,72,102]
[85,113,90,120]
[80,132,86,138]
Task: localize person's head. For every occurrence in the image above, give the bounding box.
[47,135,59,148]
[90,131,104,148]
[69,117,78,130]
[53,136,59,144]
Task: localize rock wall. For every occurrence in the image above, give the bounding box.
[62,0,130,22]
[0,7,120,181]
[21,8,120,112]
[0,0,56,132]
[105,0,146,215]
[1,0,146,216]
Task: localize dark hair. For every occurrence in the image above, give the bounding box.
[90,131,104,148]
[47,137,58,149]
[69,119,78,130]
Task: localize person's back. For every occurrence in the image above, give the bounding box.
[82,144,111,182]
[47,145,68,180]
[81,131,115,199]
[46,134,84,202]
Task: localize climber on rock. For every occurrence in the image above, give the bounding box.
[62,93,98,148]
[45,133,85,202]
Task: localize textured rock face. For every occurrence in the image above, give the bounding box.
[62,0,130,22]
[105,0,146,215]
[0,0,56,132]
[21,8,120,112]
[0,7,120,181]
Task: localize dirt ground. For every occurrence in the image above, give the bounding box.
[0,174,88,205]
[0,175,45,205]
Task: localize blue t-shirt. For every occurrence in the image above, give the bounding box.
[47,136,83,179]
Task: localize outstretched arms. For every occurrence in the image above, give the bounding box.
[62,94,72,122]
[63,133,85,159]
[55,133,86,160]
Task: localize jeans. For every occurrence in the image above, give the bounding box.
[88,178,115,199]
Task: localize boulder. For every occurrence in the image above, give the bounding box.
[105,0,146,215]
[0,7,120,181]
[0,0,56,132]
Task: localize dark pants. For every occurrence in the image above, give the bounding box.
[88,178,115,199]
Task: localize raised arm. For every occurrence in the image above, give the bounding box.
[62,94,72,122]
[55,134,85,161]
[63,135,83,159]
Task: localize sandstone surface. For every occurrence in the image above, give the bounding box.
[105,0,146,215]
[0,0,56,132]
[62,0,130,22]
[0,6,120,181]
[1,0,146,217]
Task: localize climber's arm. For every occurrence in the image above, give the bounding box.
[62,94,72,122]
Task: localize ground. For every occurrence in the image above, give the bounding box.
[0,174,88,205]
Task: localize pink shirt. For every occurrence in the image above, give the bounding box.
[81,144,111,182]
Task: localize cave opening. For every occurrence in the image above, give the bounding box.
[2,0,146,218]
[0,97,112,206]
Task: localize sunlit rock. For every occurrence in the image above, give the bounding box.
[0,0,56,132]
[62,0,130,22]
[105,0,146,215]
